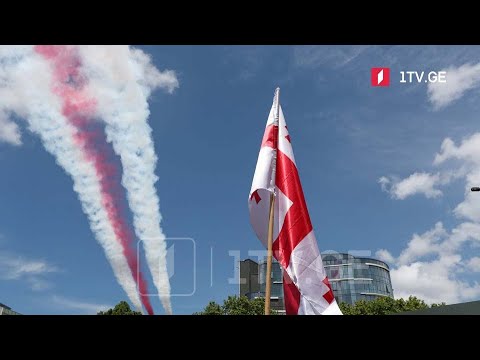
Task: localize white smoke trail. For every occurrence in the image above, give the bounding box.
[76,46,179,314]
[0,46,144,312]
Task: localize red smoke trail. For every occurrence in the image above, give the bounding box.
[35,45,154,315]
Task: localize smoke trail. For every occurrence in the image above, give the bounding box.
[74,46,179,314]
[0,45,178,314]
[0,46,148,313]
[34,45,155,315]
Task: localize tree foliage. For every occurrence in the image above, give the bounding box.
[196,295,446,315]
[97,301,142,315]
[339,296,446,315]
[201,301,223,315]
[195,296,278,315]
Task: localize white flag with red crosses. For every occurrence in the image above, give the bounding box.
[248,90,342,315]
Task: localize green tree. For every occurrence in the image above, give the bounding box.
[97,301,142,315]
[195,296,278,315]
[201,301,223,315]
[339,296,445,315]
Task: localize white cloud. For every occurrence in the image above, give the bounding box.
[390,256,480,304]
[222,46,269,83]
[434,135,480,166]
[380,222,480,304]
[431,134,480,222]
[467,257,480,272]
[379,135,474,201]
[379,172,443,200]
[0,251,59,291]
[379,130,480,303]
[30,279,53,291]
[378,176,390,192]
[396,222,446,265]
[293,45,371,69]
[428,63,480,110]
[51,295,112,315]
[375,249,395,264]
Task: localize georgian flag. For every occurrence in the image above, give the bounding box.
[249,90,342,315]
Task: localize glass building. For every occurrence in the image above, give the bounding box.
[0,302,21,315]
[239,259,260,296]
[239,258,285,313]
[322,253,393,304]
[239,253,393,311]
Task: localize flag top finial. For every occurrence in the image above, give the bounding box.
[273,87,280,127]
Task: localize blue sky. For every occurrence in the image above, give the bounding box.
[2,45,480,314]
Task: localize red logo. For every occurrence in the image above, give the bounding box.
[371,67,390,87]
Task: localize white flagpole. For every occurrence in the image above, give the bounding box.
[265,87,280,315]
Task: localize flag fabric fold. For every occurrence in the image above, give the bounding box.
[249,90,342,315]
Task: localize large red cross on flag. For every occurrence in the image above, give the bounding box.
[248,89,342,315]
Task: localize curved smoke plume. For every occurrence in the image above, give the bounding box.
[75,46,178,314]
[0,46,177,314]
